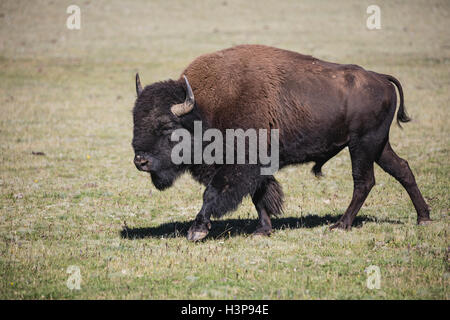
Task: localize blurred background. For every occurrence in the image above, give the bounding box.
[0,0,448,299]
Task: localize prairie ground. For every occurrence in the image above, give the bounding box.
[0,0,449,299]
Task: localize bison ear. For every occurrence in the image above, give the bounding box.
[171,75,195,117]
[135,73,143,96]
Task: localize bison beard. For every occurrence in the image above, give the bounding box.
[149,170,177,191]
[132,44,431,241]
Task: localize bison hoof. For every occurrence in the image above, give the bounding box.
[253,226,272,237]
[329,220,352,231]
[187,223,210,242]
[418,218,432,226]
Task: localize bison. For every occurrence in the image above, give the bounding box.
[132,44,431,241]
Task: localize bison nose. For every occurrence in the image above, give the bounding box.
[134,155,150,171]
[135,155,148,165]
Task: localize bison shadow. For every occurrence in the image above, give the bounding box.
[120,214,403,240]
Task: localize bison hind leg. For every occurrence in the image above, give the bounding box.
[375,142,431,224]
[311,145,347,178]
[312,162,324,177]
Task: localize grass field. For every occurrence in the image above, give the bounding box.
[0,0,449,299]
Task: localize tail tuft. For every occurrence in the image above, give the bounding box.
[397,109,411,127]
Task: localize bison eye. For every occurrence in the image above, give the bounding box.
[162,127,173,134]
[158,122,174,135]
[160,121,173,129]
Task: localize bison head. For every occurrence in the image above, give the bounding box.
[132,73,197,190]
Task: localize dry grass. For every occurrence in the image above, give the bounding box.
[0,0,449,299]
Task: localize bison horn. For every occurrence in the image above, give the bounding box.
[136,73,143,96]
[171,75,195,116]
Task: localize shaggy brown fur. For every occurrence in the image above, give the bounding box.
[183,45,396,135]
[132,44,430,241]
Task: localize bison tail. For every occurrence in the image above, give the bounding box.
[383,74,411,128]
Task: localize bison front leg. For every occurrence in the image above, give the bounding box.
[186,207,212,242]
[187,165,261,241]
[252,176,284,236]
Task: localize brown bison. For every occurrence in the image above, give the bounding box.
[132,44,431,241]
